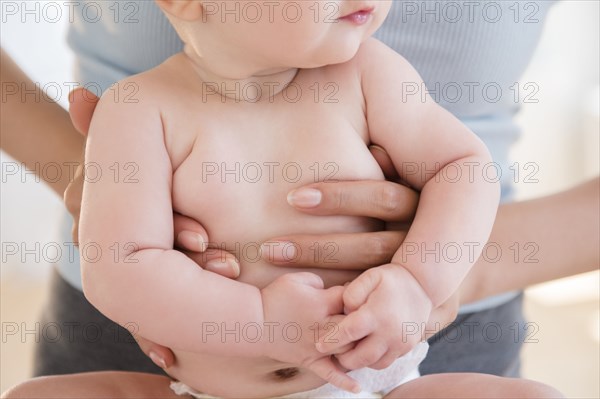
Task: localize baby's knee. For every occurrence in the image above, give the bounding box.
[1,377,52,399]
[518,380,564,399]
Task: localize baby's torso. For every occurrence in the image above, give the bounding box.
[161,53,385,289]
[148,52,385,396]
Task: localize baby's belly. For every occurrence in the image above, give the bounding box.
[173,153,385,289]
[170,351,333,398]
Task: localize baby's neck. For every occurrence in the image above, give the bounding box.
[183,45,299,102]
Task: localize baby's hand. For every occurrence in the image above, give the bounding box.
[260,273,361,394]
[316,264,432,370]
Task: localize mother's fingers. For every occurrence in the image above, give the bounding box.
[173,213,241,278]
[262,231,405,269]
[287,180,418,222]
[369,144,399,181]
[133,335,175,370]
[182,248,241,279]
[68,87,100,136]
[173,213,208,253]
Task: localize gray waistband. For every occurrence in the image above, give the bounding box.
[457,291,520,314]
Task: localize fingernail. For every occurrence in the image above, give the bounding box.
[206,258,240,277]
[369,144,386,154]
[261,241,297,263]
[177,231,207,252]
[149,351,166,369]
[287,188,322,208]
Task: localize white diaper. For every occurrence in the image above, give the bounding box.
[171,342,428,399]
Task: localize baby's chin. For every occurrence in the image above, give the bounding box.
[297,43,364,69]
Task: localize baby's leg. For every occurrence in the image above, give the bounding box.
[1,371,187,399]
[385,373,563,399]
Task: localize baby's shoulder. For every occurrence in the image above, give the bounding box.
[98,54,187,111]
[310,39,396,89]
[353,38,417,75]
[350,38,426,97]
[320,38,419,93]
[355,37,396,59]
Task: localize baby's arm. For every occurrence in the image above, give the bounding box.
[79,80,359,392]
[318,40,499,368]
[79,81,264,357]
[361,40,500,306]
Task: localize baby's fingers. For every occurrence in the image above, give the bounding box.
[342,270,381,314]
[368,351,401,370]
[308,356,361,394]
[316,310,374,354]
[335,334,388,370]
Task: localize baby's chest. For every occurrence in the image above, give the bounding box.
[164,73,385,243]
[174,112,381,215]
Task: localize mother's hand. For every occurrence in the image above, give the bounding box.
[262,145,418,269]
[66,88,241,369]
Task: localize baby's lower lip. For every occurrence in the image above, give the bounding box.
[339,8,374,25]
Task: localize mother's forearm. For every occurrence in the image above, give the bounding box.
[460,177,600,304]
[1,49,84,196]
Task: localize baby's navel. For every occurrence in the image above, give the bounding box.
[272,367,300,381]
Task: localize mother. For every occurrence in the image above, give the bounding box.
[2,0,598,381]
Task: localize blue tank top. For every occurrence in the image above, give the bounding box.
[67,0,555,199]
[61,1,556,311]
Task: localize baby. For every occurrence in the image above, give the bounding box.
[61,0,555,398]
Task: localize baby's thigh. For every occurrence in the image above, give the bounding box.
[384,373,563,399]
[1,371,185,399]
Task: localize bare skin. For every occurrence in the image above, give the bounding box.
[0,48,83,196]
[0,43,600,378]
[2,0,596,396]
[65,79,599,375]
[2,371,563,399]
[79,38,488,394]
[0,372,185,399]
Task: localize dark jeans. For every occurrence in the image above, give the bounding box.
[33,271,164,376]
[34,271,524,377]
[420,293,524,377]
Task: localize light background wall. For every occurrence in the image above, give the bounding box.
[1,0,599,397]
